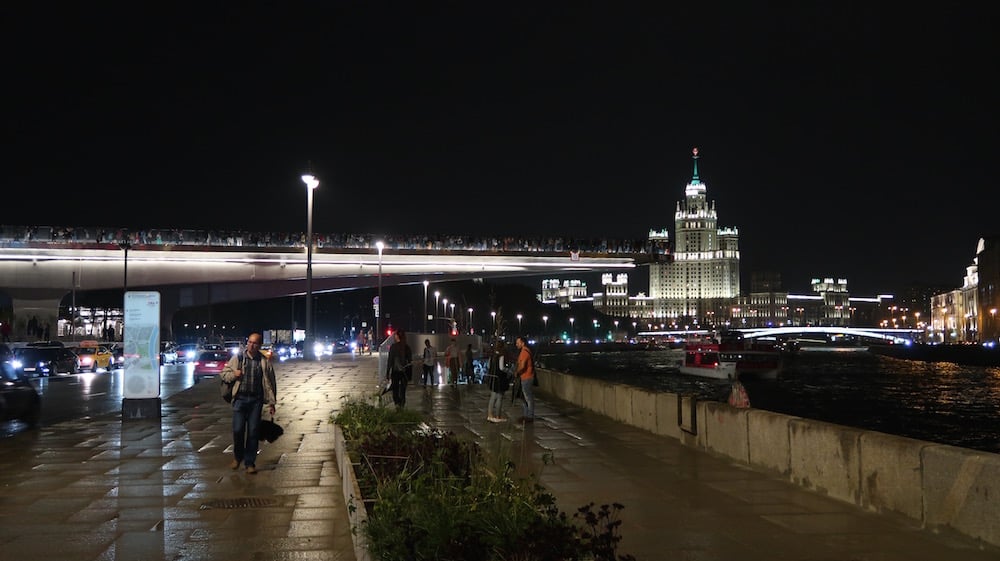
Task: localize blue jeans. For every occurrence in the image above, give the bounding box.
[520,378,534,419]
[232,395,263,468]
[488,391,504,418]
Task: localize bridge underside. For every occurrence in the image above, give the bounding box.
[1,245,637,340]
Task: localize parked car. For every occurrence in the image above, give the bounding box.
[13,346,80,377]
[74,340,115,372]
[193,350,230,382]
[175,343,200,362]
[0,361,41,426]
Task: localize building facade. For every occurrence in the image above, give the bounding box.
[930,239,985,343]
[649,148,740,323]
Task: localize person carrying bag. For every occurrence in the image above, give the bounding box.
[485,340,510,422]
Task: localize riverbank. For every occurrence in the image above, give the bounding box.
[868,343,1000,366]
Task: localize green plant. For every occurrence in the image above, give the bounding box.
[332,395,424,439]
[333,397,636,560]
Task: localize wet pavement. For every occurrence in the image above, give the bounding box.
[0,353,998,560]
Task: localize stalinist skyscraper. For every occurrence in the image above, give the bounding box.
[649,148,740,323]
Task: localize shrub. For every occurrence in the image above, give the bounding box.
[333,398,635,560]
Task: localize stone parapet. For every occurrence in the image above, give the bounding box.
[534,367,1000,549]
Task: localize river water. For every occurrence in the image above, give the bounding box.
[535,349,1000,455]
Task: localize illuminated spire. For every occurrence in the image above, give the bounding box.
[691,147,700,185]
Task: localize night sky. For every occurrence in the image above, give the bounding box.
[4,4,996,295]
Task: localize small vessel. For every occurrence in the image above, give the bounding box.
[718,331,782,380]
[678,340,737,380]
[718,348,782,380]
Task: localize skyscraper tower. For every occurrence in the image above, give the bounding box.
[649,148,740,323]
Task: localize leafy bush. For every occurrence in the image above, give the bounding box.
[333,398,635,560]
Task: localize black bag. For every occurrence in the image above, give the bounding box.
[259,417,284,443]
[221,378,234,403]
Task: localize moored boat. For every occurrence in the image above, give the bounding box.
[678,341,737,380]
[718,349,782,380]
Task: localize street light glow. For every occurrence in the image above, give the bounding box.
[376,240,384,346]
[302,173,319,360]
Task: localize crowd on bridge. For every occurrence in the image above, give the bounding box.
[0,224,670,259]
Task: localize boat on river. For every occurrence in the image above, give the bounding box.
[678,341,737,380]
[717,331,783,380]
[718,348,782,380]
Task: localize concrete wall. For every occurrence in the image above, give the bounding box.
[534,367,1000,549]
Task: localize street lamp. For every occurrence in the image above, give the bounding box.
[423,280,429,333]
[442,298,448,323]
[301,174,319,359]
[434,291,440,333]
[117,239,131,293]
[542,315,548,339]
[517,313,523,333]
[490,311,496,338]
[376,240,384,349]
[450,303,455,323]
[468,308,474,335]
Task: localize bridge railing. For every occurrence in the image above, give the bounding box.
[0,224,666,262]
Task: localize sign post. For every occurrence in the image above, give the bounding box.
[122,291,162,420]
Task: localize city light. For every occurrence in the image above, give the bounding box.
[376,240,384,349]
[301,173,319,360]
[423,280,429,333]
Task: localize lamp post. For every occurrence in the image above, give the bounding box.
[516,313,523,334]
[569,317,575,339]
[423,280,429,333]
[375,240,384,349]
[542,315,548,340]
[301,174,319,359]
[467,308,473,335]
[442,298,448,326]
[117,239,131,293]
[490,311,496,339]
[450,303,455,324]
[434,291,440,333]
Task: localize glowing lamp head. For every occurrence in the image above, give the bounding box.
[301,174,319,190]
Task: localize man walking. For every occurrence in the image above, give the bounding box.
[422,338,436,385]
[220,332,277,474]
[386,330,412,408]
[514,336,535,424]
[445,338,459,384]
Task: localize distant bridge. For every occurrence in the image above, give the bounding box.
[735,326,922,344]
[637,326,922,344]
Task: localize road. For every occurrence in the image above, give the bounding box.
[1,362,202,437]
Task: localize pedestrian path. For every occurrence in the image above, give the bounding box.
[0,354,997,560]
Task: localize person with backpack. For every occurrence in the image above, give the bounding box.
[385,330,412,409]
[485,340,510,422]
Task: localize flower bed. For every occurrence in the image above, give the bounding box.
[332,398,635,560]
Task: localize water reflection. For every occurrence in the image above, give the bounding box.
[538,349,1000,454]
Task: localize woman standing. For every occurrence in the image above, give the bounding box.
[485,340,510,422]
